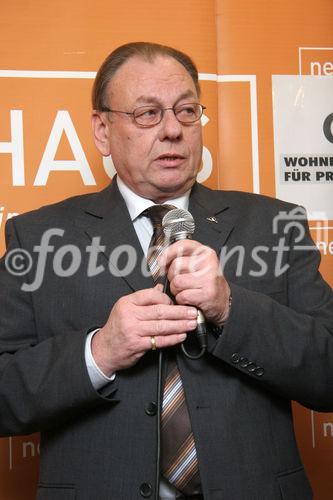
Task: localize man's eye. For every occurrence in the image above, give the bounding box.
[137,108,159,118]
[177,105,196,116]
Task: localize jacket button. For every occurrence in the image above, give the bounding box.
[247,362,257,372]
[240,357,250,367]
[255,367,265,377]
[231,353,240,364]
[145,402,157,416]
[140,482,153,497]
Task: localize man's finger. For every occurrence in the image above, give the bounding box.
[141,318,197,337]
[131,285,173,306]
[135,304,197,321]
[159,239,204,267]
[170,272,211,293]
[146,333,187,351]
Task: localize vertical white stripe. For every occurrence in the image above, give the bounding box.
[217,75,260,194]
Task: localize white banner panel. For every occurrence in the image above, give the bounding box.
[272,75,333,219]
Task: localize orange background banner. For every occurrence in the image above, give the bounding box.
[0,1,332,498]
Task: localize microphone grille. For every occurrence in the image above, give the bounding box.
[162,208,195,240]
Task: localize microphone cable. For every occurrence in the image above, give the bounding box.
[154,349,163,500]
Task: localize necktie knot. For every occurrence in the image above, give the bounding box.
[142,204,175,285]
[142,204,176,229]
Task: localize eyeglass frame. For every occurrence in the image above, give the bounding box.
[99,102,206,127]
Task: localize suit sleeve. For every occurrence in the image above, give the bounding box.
[0,218,117,437]
[211,214,333,411]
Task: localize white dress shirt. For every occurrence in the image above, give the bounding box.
[85,176,190,499]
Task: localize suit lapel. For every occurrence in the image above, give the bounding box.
[189,183,239,256]
[75,179,154,292]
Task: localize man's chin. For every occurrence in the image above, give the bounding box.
[153,178,196,197]
[156,172,196,192]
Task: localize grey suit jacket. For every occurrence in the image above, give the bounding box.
[0,179,333,500]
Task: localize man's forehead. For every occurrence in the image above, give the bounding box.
[106,55,197,103]
[134,89,197,105]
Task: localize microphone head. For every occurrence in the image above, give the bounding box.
[162,208,195,242]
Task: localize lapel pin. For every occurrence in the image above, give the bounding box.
[206,216,218,224]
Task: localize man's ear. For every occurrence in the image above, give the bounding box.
[91,111,111,156]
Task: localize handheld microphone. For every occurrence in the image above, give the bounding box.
[162,208,207,358]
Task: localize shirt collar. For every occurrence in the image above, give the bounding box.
[116,175,190,221]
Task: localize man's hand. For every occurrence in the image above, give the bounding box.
[91,285,198,376]
[159,239,231,326]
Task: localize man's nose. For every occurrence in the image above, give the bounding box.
[158,108,183,141]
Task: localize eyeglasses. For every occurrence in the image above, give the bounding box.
[100,102,206,127]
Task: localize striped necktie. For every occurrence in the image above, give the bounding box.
[143,205,201,496]
[143,204,175,284]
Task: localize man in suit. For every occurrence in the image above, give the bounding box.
[0,42,333,499]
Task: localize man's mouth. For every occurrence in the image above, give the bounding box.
[155,153,185,163]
